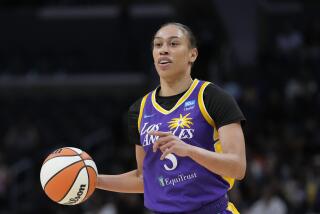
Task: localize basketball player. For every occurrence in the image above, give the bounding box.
[97,22,246,214]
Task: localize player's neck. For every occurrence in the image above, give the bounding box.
[159,75,193,97]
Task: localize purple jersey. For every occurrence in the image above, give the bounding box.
[138,79,235,213]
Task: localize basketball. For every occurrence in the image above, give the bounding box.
[40,147,98,205]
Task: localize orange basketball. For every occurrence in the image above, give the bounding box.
[40,147,98,205]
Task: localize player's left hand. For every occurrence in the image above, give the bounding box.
[149,131,193,160]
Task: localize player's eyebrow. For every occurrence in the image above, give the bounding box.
[153,36,181,40]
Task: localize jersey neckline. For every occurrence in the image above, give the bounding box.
[151,79,200,115]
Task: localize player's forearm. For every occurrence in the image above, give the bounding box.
[96,169,144,193]
[187,145,246,180]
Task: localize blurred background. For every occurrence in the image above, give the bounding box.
[0,0,319,213]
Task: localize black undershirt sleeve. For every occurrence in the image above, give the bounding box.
[128,97,143,146]
[203,83,246,129]
[128,83,246,146]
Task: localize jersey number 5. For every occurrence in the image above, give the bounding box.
[163,153,178,171]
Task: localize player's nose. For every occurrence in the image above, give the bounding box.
[159,44,169,55]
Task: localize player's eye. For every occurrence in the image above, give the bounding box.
[170,41,179,47]
[154,42,162,48]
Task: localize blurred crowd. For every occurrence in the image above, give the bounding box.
[0,1,320,214]
[228,18,320,214]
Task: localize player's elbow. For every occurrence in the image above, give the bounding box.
[235,169,246,180]
[135,169,143,179]
[235,161,246,180]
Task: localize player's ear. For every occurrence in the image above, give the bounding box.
[189,48,198,64]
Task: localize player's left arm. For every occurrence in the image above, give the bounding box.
[150,122,246,180]
[189,122,246,180]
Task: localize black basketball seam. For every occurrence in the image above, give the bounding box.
[85,165,98,176]
[67,147,83,155]
[85,165,98,200]
[64,147,79,153]
[57,147,79,156]
[58,165,87,203]
[78,153,90,203]
[85,165,98,199]
[43,155,80,164]
[43,159,83,194]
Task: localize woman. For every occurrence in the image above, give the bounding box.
[97,22,246,214]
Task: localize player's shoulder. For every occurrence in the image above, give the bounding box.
[202,81,230,98]
[129,97,143,114]
[129,91,153,114]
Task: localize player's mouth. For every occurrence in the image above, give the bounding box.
[158,57,172,69]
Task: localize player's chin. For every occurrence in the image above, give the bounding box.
[156,67,174,78]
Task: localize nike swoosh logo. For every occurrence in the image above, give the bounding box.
[144,114,155,118]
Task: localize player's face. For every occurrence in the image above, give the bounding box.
[152,25,197,79]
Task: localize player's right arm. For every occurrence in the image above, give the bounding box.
[96,145,145,193]
[97,98,144,193]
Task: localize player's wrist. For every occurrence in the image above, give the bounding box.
[186,144,196,158]
[96,175,102,188]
